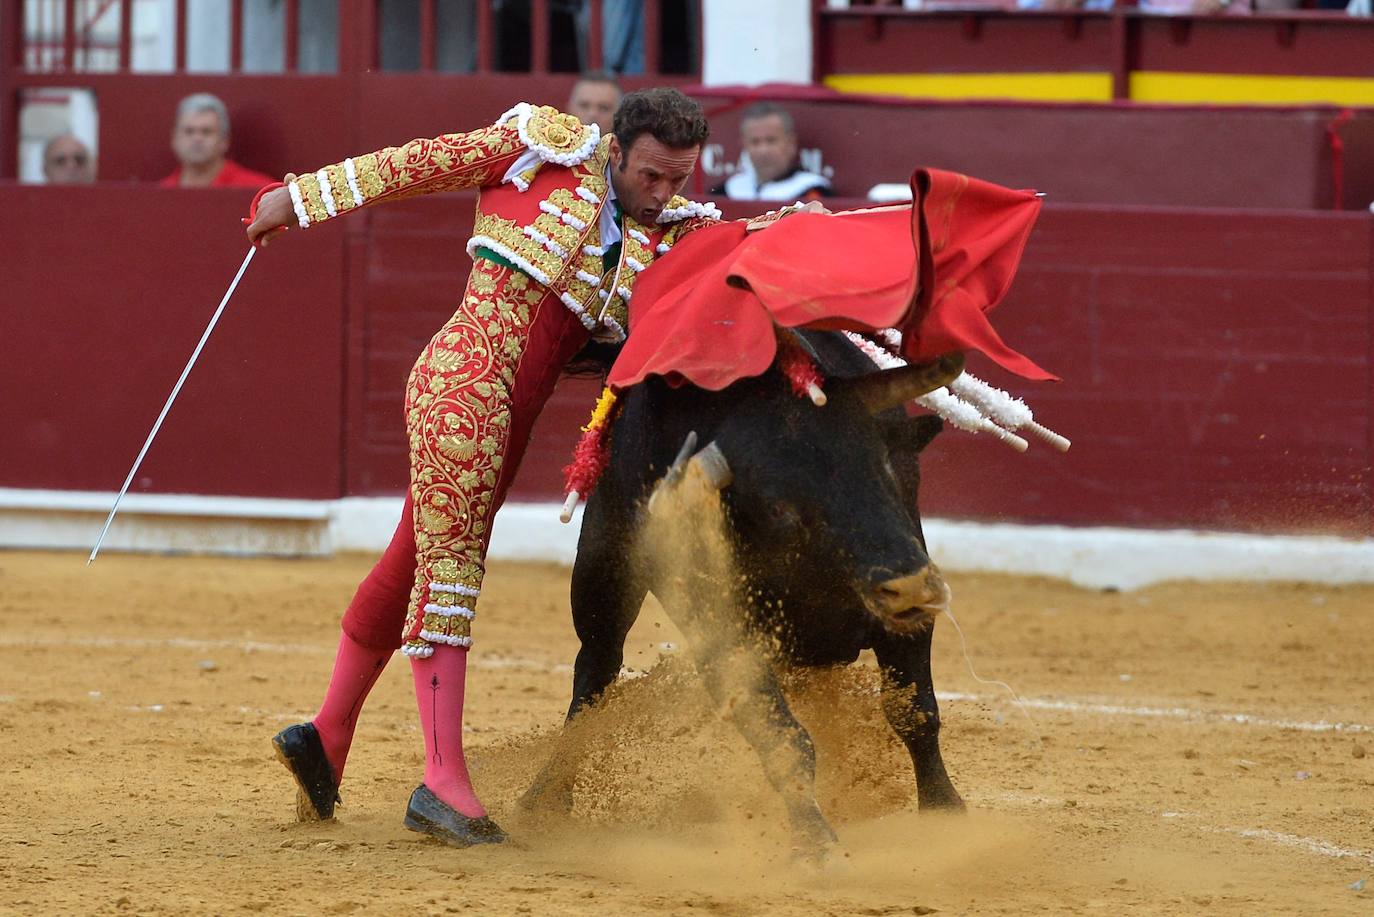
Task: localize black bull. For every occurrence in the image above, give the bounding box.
[522,333,968,851]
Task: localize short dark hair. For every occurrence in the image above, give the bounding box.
[740,101,795,137]
[612,87,709,155]
[575,70,622,94]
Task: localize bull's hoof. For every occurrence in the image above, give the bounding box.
[788,803,839,863]
[404,785,508,848]
[918,784,967,812]
[516,774,574,819]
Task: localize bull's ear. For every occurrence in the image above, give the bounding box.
[881,414,944,456]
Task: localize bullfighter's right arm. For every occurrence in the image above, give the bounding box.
[287,104,599,228]
[285,123,520,228]
[249,104,597,240]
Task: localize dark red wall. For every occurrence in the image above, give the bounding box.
[921,205,1374,536]
[14,71,1372,210]
[0,185,345,499]
[2,187,1370,537]
[696,93,1373,212]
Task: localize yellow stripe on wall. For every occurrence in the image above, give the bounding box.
[823,73,1113,103]
[1129,71,1374,107]
[825,71,1374,107]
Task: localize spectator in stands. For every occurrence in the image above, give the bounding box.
[159,93,274,189]
[42,134,95,185]
[567,70,622,134]
[1134,0,1300,12]
[600,0,644,75]
[711,102,831,202]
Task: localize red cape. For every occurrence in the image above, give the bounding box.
[608,168,1055,391]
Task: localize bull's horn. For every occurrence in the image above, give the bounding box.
[845,352,966,415]
[660,431,699,489]
[689,442,732,490]
[646,431,699,515]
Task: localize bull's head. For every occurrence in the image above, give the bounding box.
[665,353,963,635]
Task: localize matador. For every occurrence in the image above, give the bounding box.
[245,88,727,846]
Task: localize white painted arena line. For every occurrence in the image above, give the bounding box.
[1162,811,1374,866]
[0,635,335,656]
[940,690,1374,735]
[6,634,1367,734]
[0,635,571,673]
[988,792,1374,867]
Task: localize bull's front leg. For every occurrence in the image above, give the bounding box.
[688,631,838,857]
[519,505,648,818]
[873,628,965,811]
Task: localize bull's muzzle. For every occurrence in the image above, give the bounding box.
[867,564,950,633]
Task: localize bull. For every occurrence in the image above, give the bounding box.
[522,332,968,854]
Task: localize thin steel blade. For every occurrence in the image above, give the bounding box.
[87,246,258,565]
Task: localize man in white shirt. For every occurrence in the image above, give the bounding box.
[712,102,831,202]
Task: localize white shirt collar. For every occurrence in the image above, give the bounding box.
[599,163,621,249]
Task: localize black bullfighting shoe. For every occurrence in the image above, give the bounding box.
[404,784,509,847]
[271,722,341,821]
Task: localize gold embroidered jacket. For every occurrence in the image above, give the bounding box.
[286,102,723,342]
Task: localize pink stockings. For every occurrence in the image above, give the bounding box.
[311,631,389,782]
[309,508,482,815]
[410,646,485,817]
[311,635,483,817]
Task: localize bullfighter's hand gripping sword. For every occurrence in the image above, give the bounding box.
[87,183,283,565]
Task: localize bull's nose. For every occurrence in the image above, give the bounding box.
[869,566,949,630]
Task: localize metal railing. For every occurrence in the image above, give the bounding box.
[11,0,680,75]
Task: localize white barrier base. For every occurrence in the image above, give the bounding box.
[2,488,1371,591]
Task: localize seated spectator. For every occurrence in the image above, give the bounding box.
[42,134,95,185]
[1137,0,1299,12]
[711,102,831,202]
[159,93,274,189]
[567,71,622,135]
[600,0,644,75]
[1017,0,1113,10]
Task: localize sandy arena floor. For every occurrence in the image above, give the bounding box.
[1,550,1372,915]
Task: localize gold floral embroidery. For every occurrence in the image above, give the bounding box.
[524,106,595,156]
[533,212,582,253]
[401,259,550,650]
[326,167,355,215]
[421,608,473,641]
[573,137,613,189]
[548,187,597,227]
[431,557,461,585]
[297,173,330,224]
[472,212,564,281]
[351,152,386,199]
[301,124,524,229]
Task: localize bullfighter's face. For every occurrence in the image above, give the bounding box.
[608,134,700,227]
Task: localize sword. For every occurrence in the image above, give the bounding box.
[88,183,283,565]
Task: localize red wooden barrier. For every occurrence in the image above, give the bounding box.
[0,186,346,499]
[693,88,1374,212]
[1,188,1369,537]
[815,7,1374,90]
